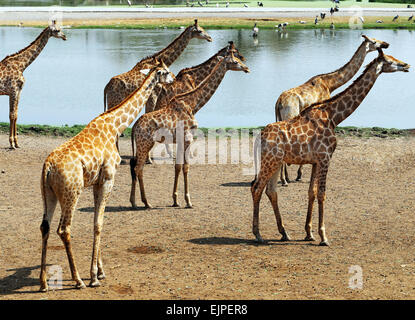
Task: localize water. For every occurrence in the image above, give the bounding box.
[0,27,414,129]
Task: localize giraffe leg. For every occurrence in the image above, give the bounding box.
[92,185,105,280]
[172,163,182,207]
[39,186,58,292]
[280,164,288,186]
[317,163,330,246]
[182,163,192,208]
[304,164,318,241]
[134,147,153,209]
[90,177,113,287]
[165,143,173,158]
[251,161,280,243]
[9,93,20,149]
[57,193,86,289]
[296,165,303,182]
[284,163,291,184]
[265,168,290,241]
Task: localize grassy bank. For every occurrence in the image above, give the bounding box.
[0,123,411,138]
[4,16,415,30]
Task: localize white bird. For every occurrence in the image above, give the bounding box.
[376,20,383,23]
[216,3,219,7]
[127,0,131,6]
[359,16,364,23]
[244,3,249,7]
[226,1,229,7]
[252,23,259,37]
[330,22,335,29]
[298,20,306,24]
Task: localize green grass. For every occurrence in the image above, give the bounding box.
[0,123,412,138]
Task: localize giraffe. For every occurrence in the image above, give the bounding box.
[39,61,173,292]
[129,50,250,209]
[251,49,409,246]
[0,20,66,149]
[103,19,212,112]
[144,41,245,163]
[145,41,245,113]
[275,35,390,186]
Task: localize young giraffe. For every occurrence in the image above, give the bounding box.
[251,49,409,246]
[129,50,250,209]
[39,62,173,292]
[0,21,66,149]
[104,19,212,112]
[145,41,245,163]
[275,35,390,185]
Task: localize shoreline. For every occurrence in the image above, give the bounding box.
[0,123,412,138]
[1,6,415,29]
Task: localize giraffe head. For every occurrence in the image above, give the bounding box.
[362,35,389,52]
[48,20,67,41]
[375,48,410,73]
[223,48,250,73]
[220,41,246,61]
[189,19,213,42]
[140,59,175,83]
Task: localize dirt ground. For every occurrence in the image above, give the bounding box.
[1,133,415,300]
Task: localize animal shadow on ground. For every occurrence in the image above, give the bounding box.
[220,181,252,187]
[188,237,315,246]
[0,265,76,295]
[78,205,175,213]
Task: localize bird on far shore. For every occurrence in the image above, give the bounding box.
[376,20,383,23]
[320,13,326,20]
[127,0,132,6]
[244,3,249,7]
[298,20,306,24]
[393,15,399,22]
[408,14,413,21]
[252,23,259,37]
[315,16,319,24]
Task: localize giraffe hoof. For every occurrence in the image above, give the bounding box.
[185,205,193,209]
[76,281,87,289]
[255,235,265,244]
[39,285,48,292]
[280,234,290,241]
[296,178,302,182]
[144,204,153,209]
[172,203,180,207]
[304,235,315,241]
[98,273,106,280]
[120,159,127,165]
[319,240,330,246]
[89,280,101,288]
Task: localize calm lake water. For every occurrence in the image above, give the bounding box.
[0,27,413,128]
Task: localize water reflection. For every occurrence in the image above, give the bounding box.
[0,27,413,129]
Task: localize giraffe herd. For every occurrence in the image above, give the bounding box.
[0,19,410,292]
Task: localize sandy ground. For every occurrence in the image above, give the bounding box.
[1,133,415,300]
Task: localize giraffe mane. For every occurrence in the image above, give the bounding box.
[175,48,223,79]
[168,56,224,104]
[136,25,193,65]
[306,40,366,84]
[299,56,380,116]
[102,66,160,116]
[1,26,49,63]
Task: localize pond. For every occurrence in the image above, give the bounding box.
[0,27,413,129]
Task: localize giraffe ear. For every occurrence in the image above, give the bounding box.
[140,69,151,75]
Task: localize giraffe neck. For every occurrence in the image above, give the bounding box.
[323,58,381,128]
[152,27,193,67]
[174,58,228,115]
[176,50,224,84]
[317,41,369,92]
[6,27,51,71]
[104,69,160,136]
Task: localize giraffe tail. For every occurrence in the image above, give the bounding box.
[103,81,110,112]
[251,134,261,185]
[40,162,53,236]
[275,97,282,122]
